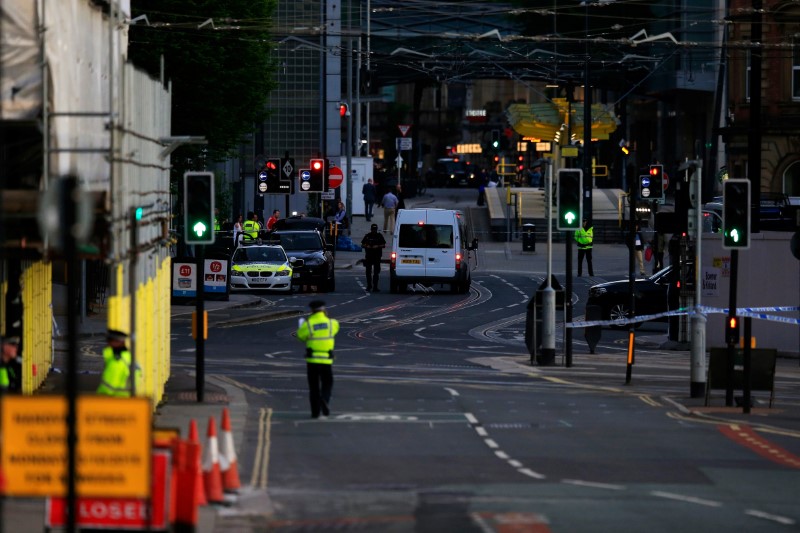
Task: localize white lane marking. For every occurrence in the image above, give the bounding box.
[650,491,722,507]
[562,479,625,491]
[518,468,546,480]
[444,387,459,397]
[745,509,796,525]
[461,402,546,481]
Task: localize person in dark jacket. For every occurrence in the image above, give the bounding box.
[361,224,386,291]
[362,178,377,222]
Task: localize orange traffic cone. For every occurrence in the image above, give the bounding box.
[188,419,207,506]
[219,408,241,492]
[202,416,225,503]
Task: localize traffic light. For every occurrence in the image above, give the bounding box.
[722,179,751,249]
[339,102,349,117]
[726,315,740,345]
[491,130,500,149]
[256,158,282,195]
[648,164,664,200]
[183,171,215,244]
[557,168,582,231]
[307,158,327,192]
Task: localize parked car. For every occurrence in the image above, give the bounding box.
[266,230,335,292]
[586,263,692,326]
[229,242,300,292]
[703,192,798,232]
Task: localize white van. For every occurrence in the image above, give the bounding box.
[389,208,478,293]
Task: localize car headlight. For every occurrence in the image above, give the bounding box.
[589,287,607,297]
[231,271,245,278]
[305,257,325,266]
[275,270,290,277]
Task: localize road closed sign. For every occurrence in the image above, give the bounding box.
[0,396,152,498]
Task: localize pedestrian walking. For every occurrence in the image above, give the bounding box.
[266,209,280,232]
[631,223,646,276]
[0,336,21,394]
[575,218,594,277]
[233,213,243,245]
[396,184,406,210]
[381,188,399,233]
[652,231,666,273]
[296,301,340,419]
[97,330,142,397]
[361,223,386,292]
[362,178,377,222]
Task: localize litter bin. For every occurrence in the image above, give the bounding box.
[522,223,536,252]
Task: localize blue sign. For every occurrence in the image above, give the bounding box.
[640,177,650,187]
[258,171,268,181]
[301,170,311,181]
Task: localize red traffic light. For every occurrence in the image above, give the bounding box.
[650,166,660,176]
[729,316,738,329]
[311,160,323,171]
[266,160,278,170]
[339,103,349,117]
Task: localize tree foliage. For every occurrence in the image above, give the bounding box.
[128,0,278,165]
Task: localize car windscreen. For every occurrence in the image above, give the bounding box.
[398,224,453,249]
[278,234,321,251]
[233,247,286,263]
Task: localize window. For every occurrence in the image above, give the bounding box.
[782,161,800,196]
[398,224,453,249]
[793,39,800,100]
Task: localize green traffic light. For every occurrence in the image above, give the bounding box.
[729,228,740,243]
[564,211,577,225]
[135,207,143,221]
[193,221,208,237]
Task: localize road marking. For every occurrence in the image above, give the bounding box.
[461,404,546,481]
[650,491,722,507]
[562,479,625,491]
[250,407,272,490]
[718,424,800,469]
[444,387,459,397]
[745,509,796,525]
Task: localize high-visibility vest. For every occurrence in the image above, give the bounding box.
[0,366,9,391]
[296,312,340,365]
[97,347,141,397]
[243,220,259,239]
[575,226,593,249]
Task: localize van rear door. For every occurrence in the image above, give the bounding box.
[395,210,458,280]
[422,210,457,279]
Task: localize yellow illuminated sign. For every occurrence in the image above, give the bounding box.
[1,396,152,498]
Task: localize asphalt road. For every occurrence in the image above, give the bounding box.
[166,188,800,532]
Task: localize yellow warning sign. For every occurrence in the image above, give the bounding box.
[0,396,151,498]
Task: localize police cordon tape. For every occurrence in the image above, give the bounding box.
[566,306,800,329]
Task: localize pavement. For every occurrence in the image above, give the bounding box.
[3,191,800,532]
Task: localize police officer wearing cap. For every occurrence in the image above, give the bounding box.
[296,300,340,418]
[360,223,386,292]
[97,329,142,397]
[0,336,22,394]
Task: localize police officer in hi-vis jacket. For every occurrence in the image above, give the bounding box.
[296,300,340,418]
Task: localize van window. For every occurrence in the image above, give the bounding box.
[398,224,453,249]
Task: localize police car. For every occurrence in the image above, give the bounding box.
[229,241,302,292]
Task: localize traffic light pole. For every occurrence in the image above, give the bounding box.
[542,163,556,362]
[725,249,738,406]
[196,245,205,403]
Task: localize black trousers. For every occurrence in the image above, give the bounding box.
[306,363,333,417]
[365,260,380,289]
[577,248,594,276]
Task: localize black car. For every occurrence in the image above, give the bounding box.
[267,230,335,292]
[586,263,691,325]
[432,158,477,188]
